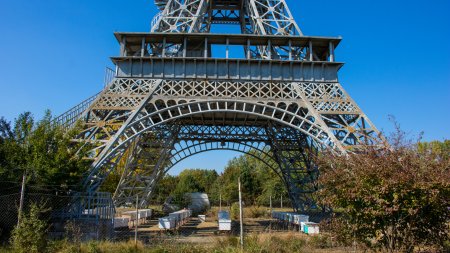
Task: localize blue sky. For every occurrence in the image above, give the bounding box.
[0,0,449,175]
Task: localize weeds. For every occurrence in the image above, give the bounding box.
[0,233,357,253]
[10,204,49,253]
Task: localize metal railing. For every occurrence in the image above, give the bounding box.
[53,92,100,129]
[104,67,115,88]
[53,67,116,130]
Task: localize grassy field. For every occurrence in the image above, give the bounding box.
[1,206,359,252]
[0,232,359,253]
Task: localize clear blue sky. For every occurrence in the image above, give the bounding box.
[0,0,449,175]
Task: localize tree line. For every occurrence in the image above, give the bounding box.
[150,154,289,207]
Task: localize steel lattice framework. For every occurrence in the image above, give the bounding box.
[55,0,384,212]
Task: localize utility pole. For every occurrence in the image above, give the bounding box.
[17,171,27,226]
[238,177,244,249]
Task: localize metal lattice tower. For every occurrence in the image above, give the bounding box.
[55,0,383,212]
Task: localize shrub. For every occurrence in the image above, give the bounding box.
[308,234,332,249]
[86,241,100,253]
[244,206,267,218]
[65,221,83,251]
[10,204,49,253]
[316,136,450,252]
[230,202,240,220]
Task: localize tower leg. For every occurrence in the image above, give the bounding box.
[266,123,319,213]
[113,124,180,208]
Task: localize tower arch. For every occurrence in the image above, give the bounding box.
[113,138,282,207]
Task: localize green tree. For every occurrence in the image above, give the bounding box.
[256,170,287,206]
[216,152,282,205]
[0,111,90,193]
[218,158,240,203]
[418,140,450,160]
[27,111,88,189]
[0,117,13,139]
[152,174,179,203]
[177,169,218,194]
[0,117,16,188]
[172,173,203,206]
[144,150,289,208]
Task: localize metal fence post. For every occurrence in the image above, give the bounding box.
[270,195,272,213]
[135,195,139,246]
[17,171,27,226]
[238,177,244,249]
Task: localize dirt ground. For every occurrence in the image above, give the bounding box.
[112,216,364,252]
[119,216,307,244]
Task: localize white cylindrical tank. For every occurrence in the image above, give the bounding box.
[186,192,210,214]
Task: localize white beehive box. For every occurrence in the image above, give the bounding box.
[145,209,153,218]
[140,209,152,218]
[272,211,281,219]
[114,217,130,229]
[218,211,231,231]
[198,215,206,222]
[293,214,309,225]
[300,221,306,232]
[303,222,320,234]
[282,212,289,221]
[169,212,181,225]
[158,217,175,229]
[219,220,231,231]
[274,212,283,220]
[121,211,138,221]
[167,209,192,227]
[287,213,296,223]
[83,209,98,215]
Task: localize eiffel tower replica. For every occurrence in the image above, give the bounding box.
[55,0,383,212]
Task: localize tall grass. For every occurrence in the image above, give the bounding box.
[0,233,358,253]
[208,205,273,221]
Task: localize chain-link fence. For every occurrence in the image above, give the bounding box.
[0,189,330,247]
[111,195,292,242]
[0,189,115,245]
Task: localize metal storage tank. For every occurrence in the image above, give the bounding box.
[186,192,210,214]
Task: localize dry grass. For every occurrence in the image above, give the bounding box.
[0,232,361,253]
[216,232,361,253]
[0,206,364,252]
[207,205,292,221]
